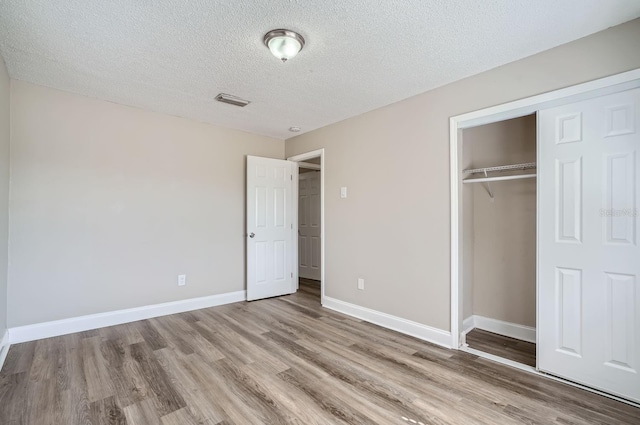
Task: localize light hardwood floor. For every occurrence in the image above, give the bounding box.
[466,328,536,368]
[1,281,639,424]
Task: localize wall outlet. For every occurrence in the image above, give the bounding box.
[340,187,348,198]
[357,278,364,290]
[178,274,186,286]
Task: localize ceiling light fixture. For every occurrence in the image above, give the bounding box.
[289,126,301,132]
[264,29,305,63]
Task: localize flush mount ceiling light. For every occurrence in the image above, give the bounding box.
[263,29,305,63]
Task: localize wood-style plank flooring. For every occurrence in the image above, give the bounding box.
[466,328,536,367]
[1,281,639,424]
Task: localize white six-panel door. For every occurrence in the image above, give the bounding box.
[538,88,640,402]
[298,171,321,280]
[246,156,295,301]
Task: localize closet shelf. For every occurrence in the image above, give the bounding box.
[462,162,536,199]
[463,162,536,175]
[463,173,536,184]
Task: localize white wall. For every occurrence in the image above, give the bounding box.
[8,81,284,327]
[285,18,640,332]
[465,115,537,327]
[0,53,9,335]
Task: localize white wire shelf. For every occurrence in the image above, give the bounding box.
[462,162,537,199]
[463,162,536,174]
[463,173,537,184]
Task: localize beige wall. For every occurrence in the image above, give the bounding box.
[0,53,9,334]
[465,115,537,327]
[285,19,640,331]
[8,81,284,327]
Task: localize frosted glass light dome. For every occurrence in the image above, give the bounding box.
[264,29,305,63]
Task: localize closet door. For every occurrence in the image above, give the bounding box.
[538,88,640,402]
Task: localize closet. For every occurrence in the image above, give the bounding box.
[453,83,640,404]
[460,114,537,367]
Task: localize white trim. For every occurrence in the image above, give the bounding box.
[455,69,640,129]
[461,346,640,408]
[463,346,536,373]
[462,316,475,335]
[450,119,460,348]
[8,290,246,344]
[0,329,10,372]
[323,296,452,349]
[465,315,536,343]
[287,149,325,304]
[536,110,541,365]
[450,68,640,350]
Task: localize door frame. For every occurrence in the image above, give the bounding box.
[288,148,325,304]
[449,68,640,354]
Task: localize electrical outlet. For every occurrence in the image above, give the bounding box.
[178,274,186,286]
[357,278,364,290]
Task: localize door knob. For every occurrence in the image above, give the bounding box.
[249,232,255,238]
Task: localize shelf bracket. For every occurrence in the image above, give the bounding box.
[483,170,494,199]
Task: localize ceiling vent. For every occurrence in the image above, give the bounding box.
[215,93,250,107]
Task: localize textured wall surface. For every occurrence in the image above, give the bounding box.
[0,1,638,139]
[466,115,537,327]
[8,81,283,327]
[0,53,9,335]
[285,19,640,331]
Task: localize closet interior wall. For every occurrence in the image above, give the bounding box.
[462,114,537,329]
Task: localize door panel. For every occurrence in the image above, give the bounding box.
[556,157,583,243]
[605,273,636,371]
[605,152,636,244]
[555,267,583,357]
[539,88,640,402]
[298,171,321,280]
[247,156,294,301]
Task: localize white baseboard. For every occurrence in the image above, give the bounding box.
[322,296,451,349]
[0,329,10,372]
[9,290,246,344]
[462,316,475,335]
[466,315,536,343]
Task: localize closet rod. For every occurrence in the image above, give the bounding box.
[464,162,536,174]
[463,173,537,184]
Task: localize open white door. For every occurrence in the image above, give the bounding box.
[246,156,295,301]
[298,171,321,280]
[539,88,640,402]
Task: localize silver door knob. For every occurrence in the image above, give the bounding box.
[249,232,255,238]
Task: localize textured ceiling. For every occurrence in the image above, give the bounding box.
[0,1,639,139]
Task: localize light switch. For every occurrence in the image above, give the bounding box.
[340,187,347,198]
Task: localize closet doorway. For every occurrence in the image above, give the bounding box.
[450,69,640,404]
[459,114,537,368]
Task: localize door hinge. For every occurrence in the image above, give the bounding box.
[291,174,293,180]
[291,272,293,278]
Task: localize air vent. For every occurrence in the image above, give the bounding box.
[215,93,250,107]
